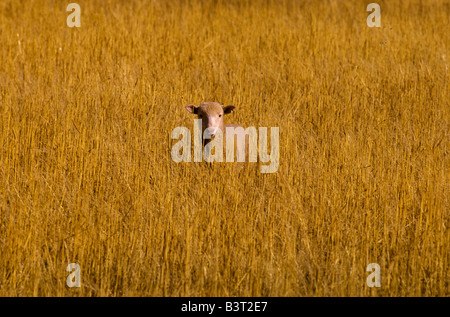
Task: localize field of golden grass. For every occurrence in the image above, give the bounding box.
[0,0,448,296]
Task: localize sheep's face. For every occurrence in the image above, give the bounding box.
[185,102,235,139]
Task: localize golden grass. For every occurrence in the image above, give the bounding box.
[0,0,448,296]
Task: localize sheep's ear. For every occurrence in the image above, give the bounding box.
[223,105,236,114]
[185,104,198,114]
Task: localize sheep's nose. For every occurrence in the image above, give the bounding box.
[205,127,218,138]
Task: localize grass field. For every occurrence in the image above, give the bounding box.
[0,0,448,296]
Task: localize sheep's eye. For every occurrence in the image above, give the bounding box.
[219,114,222,117]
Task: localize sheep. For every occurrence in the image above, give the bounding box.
[185,102,251,162]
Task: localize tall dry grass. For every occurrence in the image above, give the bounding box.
[0,0,448,296]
